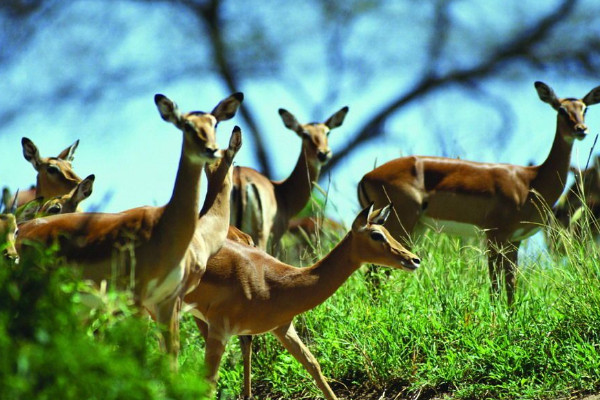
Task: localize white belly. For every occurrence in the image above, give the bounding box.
[144,261,186,307]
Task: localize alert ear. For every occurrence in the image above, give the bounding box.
[582,85,600,106]
[534,81,561,110]
[155,94,183,126]
[278,108,303,134]
[324,106,349,130]
[368,203,393,225]
[22,137,42,170]
[352,202,374,231]
[211,92,244,122]
[56,139,79,162]
[72,174,95,204]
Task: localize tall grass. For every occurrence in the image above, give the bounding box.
[2,212,600,399]
[183,222,600,399]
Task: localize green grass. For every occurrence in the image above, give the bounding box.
[3,216,600,399]
[179,228,600,399]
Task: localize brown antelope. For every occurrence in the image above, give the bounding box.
[151,127,243,355]
[230,106,349,253]
[16,92,243,358]
[184,203,421,400]
[550,155,600,246]
[2,138,82,211]
[15,174,95,224]
[358,81,600,304]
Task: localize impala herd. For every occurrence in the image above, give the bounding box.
[1,81,599,400]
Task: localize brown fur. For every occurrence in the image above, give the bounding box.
[358,81,600,304]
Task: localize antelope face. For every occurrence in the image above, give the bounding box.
[0,214,18,262]
[535,81,600,142]
[278,105,349,167]
[37,158,82,198]
[154,92,243,165]
[299,123,332,165]
[557,98,588,140]
[180,112,221,164]
[22,137,82,199]
[351,203,421,272]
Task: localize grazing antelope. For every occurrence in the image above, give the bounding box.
[15,174,95,224]
[230,106,349,253]
[549,155,600,248]
[185,204,421,400]
[2,138,81,211]
[358,81,600,304]
[16,92,243,358]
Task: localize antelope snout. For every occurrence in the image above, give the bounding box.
[574,123,588,139]
[317,149,332,163]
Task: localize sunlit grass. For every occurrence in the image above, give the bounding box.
[3,207,600,399]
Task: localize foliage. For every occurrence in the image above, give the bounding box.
[2,214,600,399]
[0,248,209,400]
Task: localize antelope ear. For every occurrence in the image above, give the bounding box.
[211,92,244,122]
[57,139,79,162]
[278,108,303,134]
[228,126,243,155]
[155,94,183,125]
[368,203,393,225]
[324,106,349,130]
[582,86,600,106]
[534,81,561,109]
[22,137,42,170]
[72,174,95,203]
[352,202,375,231]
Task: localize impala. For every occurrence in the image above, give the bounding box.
[2,138,82,210]
[16,92,243,358]
[358,81,600,304]
[230,106,348,253]
[15,174,95,224]
[184,203,421,400]
[150,126,243,356]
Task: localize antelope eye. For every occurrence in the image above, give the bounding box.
[47,204,62,214]
[370,231,385,242]
[14,228,19,237]
[558,107,568,116]
[47,165,60,175]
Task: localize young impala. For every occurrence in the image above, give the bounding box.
[16,92,243,359]
[358,82,600,304]
[230,106,348,253]
[185,203,421,400]
[15,174,95,224]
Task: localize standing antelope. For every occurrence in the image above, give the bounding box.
[16,92,243,358]
[15,174,95,224]
[149,126,243,355]
[185,203,421,400]
[230,106,349,253]
[358,82,600,304]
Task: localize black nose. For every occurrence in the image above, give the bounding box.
[412,258,421,265]
[317,151,330,162]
